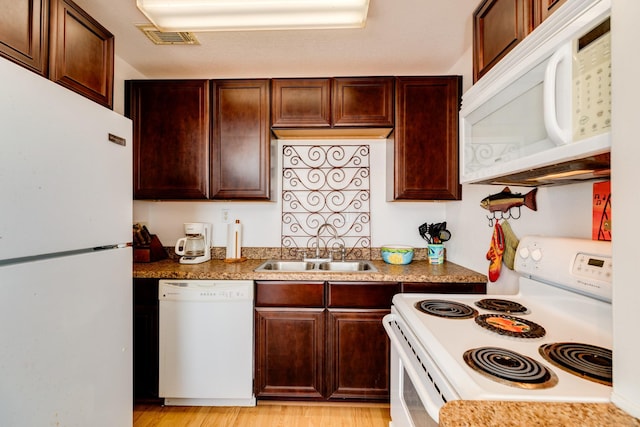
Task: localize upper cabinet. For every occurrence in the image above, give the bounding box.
[49,0,114,109]
[0,0,49,76]
[473,0,532,83]
[0,0,114,108]
[212,80,271,200]
[126,79,272,201]
[473,0,569,82]
[332,77,394,127]
[533,0,568,25]
[271,77,394,138]
[271,78,331,128]
[126,80,211,200]
[389,76,462,201]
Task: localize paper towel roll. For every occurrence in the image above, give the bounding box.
[226,219,242,259]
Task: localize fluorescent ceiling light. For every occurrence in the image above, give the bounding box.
[136,0,370,32]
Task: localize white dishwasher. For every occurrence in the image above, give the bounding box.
[158,279,255,406]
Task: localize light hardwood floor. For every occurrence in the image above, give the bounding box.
[134,402,391,427]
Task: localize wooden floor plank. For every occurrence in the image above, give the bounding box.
[133,403,391,427]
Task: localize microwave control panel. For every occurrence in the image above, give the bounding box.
[573,18,611,141]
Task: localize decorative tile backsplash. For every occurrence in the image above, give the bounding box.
[281,144,371,259]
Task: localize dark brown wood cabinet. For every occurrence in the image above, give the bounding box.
[390,76,462,200]
[332,77,394,127]
[401,281,487,294]
[126,79,271,200]
[255,280,398,402]
[473,0,532,83]
[0,0,114,107]
[326,281,398,401]
[126,80,211,200]
[49,0,114,108]
[0,0,49,75]
[212,80,271,200]
[133,278,161,403]
[255,308,326,399]
[473,0,568,82]
[271,77,394,129]
[533,0,567,26]
[271,78,332,128]
[255,281,325,399]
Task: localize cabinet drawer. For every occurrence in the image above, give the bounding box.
[255,281,324,307]
[401,282,486,294]
[327,282,399,308]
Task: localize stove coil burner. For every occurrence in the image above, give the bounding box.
[475,298,529,314]
[539,342,612,386]
[415,299,478,319]
[463,347,558,389]
[475,314,546,338]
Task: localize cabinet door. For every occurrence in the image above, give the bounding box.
[133,279,161,403]
[49,0,114,108]
[533,0,568,26]
[271,78,331,127]
[254,308,325,400]
[211,80,271,199]
[326,309,390,401]
[332,77,394,127]
[401,281,486,294]
[391,77,462,200]
[0,0,48,75]
[327,281,399,308]
[126,80,210,200]
[473,0,531,82]
[255,281,324,308]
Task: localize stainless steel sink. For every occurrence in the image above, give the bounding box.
[317,261,377,272]
[254,261,316,271]
[254,260,377,273]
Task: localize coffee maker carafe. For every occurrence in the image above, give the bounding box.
[175,222,212,264]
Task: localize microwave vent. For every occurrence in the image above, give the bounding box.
[476,153,610,187]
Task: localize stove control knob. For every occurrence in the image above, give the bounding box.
[519,247,530,259]
[531,248,543,261]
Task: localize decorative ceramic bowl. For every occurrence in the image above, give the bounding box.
[381,245,414,265]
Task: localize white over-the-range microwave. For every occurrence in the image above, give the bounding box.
[460,0,611,186]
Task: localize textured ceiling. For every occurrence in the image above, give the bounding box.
[72,0,478,79]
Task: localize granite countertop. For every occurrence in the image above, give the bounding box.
[439,401,640,427]
[133,257,488,283]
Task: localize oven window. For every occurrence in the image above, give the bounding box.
[403,369,437,427]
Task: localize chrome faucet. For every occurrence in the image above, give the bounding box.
[308,223,343,262]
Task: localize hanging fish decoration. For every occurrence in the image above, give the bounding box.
[480,187,538,226]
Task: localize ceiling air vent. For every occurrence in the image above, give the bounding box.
[136,25,199,45]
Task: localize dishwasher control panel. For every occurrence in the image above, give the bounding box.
[159,280,253,301]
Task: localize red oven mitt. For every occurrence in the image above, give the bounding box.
[486,221,505,282]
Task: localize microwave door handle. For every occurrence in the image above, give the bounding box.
[543,44,572,145]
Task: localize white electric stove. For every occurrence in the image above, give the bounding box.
[383,236,613,426]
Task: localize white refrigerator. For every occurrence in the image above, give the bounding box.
[0,58,133,426]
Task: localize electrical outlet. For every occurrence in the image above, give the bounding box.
[221,209,230,224]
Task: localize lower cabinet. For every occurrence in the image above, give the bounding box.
[254,280,398,402]
[254,308,326,399]
[326,310,390,400]
[133,278,161,403]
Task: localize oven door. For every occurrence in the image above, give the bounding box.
[383,310,459,427]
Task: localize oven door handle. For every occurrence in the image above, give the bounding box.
[383,313,444,423]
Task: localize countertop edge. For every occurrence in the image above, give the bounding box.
[439,401,640,427]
